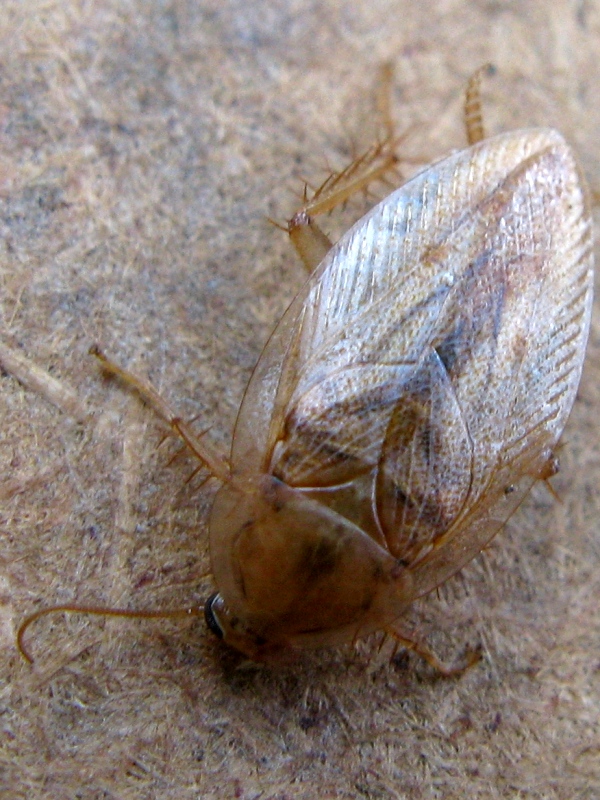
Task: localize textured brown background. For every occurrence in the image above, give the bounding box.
[1,2,599,798]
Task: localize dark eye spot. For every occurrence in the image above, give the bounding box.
[204,593,224,639]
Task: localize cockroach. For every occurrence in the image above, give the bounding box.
[18,67,594,671]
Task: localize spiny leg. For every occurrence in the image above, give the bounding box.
[464,63,496,145]
[534,447,561,502]
[385,625,482,677]
[17,348,230,664]
[287,64,405,272]
[90,345,230,483]
[288,138,403,271]
[289,63,497,272]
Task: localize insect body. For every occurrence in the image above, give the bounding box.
[18,85,594,668]
[202,126,594,661]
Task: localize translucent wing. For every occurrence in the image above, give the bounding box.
[231,128,593,588]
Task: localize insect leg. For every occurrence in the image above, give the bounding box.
[286,137,402,271]
[90,345,230,483]
[464,63,496,145]
[18,350,227,665]
[374,60,396,144]
[286,64,404,272]
[385,625,482,677]
[533,449,561,501]
[286,210,334,272]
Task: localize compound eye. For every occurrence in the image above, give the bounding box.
[204,593,224,639]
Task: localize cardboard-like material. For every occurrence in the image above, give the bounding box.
[2,3,599,797]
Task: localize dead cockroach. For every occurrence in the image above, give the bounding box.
[18,67,594,671]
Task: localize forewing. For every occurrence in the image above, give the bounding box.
[376,133,593,565]
[231,128,593,579]
[391,144,593,595]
